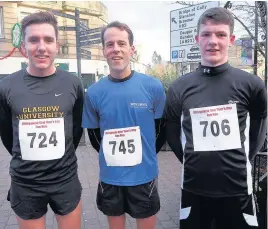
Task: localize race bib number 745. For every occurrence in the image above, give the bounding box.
[102,126,142,166]
[190,104,241,151]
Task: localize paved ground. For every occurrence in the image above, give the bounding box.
[0,139,182,229]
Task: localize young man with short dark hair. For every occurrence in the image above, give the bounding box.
[165,7,267,229]
[0,11,84,229]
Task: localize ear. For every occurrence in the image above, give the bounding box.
[229,34,236,47]
[130,45,135,56]
[195,34,199,45]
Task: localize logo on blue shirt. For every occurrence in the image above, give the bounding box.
[130,103,148,109]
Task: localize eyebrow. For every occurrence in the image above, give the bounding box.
[106,40,127,44]
[201,31,228,34]
[28,35,55,40]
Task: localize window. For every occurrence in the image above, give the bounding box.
[0,7,4,38]
[20,12,30,22]
[80,19,88,27]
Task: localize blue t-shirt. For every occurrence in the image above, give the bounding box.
[82,71,166,186]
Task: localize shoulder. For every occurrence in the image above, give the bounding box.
[134,72,164,92]
[85,75,110,98]
[0,70,24,92]
[56,69,82,86]
[169,71,195,91]
[230,67,265,90]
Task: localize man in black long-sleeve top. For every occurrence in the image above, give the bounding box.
[0,11,83,229]
[165,7,267,229]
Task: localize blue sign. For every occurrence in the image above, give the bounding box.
[172,50,178,59]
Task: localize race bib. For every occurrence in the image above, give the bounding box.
[190,104,241,151]
[19,118,65,161]
[102,126,142,166]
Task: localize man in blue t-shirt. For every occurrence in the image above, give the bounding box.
[82,21,166,229]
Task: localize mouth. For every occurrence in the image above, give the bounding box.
[206,49,219,53]
[112,56,123,61]
[35,55,49,60]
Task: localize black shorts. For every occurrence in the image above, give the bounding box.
[96,179,160,219]
[10,175,82,220]
[180,189,258,229]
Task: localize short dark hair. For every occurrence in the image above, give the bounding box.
[197,7,234,34]
[101,21,134,46]
[21,11,58,40]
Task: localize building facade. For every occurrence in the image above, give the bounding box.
[0,1,146,87]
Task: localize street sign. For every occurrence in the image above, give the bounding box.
[80,27,103,36]
[80,38,102,47]
[80,33,101,42]
[80,49,91,56]
[51,10,76,20]
[170,1,220,63]
[58,26,76,31]
[81,53,91,59]
[80,23,89,31]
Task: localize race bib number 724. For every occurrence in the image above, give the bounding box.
[19,118,65,161]
[190,104,241,151]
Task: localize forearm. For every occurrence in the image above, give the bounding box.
[87,128,101,152]
[166,122,183,163]
[249,117,267,160]
[73,126,83,149]
[155,118,166,153]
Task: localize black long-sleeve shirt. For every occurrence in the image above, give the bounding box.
[165,63,267,197]
[0,69,83,186]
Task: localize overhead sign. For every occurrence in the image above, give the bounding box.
[58,26,76,31]
[80,27,103,36]
[170,1,220,63]
[51,10,76,20]
[80,38,102,47]
[80,33,101,42]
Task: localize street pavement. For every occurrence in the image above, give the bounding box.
[0,139,182,229]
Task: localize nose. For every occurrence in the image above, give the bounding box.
[112,43,120,52]
[208,34,217,45]
[37,40,46,52]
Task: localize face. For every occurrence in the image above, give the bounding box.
[195,20,235,67]
[22,23,59,76]
[103,27,135,78]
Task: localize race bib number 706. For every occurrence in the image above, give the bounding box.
[190,104,241,151]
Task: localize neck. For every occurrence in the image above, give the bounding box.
[110,68,131,79]
[201,60,228,67]
[27,65,56,77]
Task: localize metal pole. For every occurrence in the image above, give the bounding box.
[254,2,258,76]
[75,8,86,146]
[75,8,82,79]
[265,1,268,89]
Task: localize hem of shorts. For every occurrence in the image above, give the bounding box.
[182,187,251,198]
[128,203,160,219]
[54,197,82,216]
[14,211,47,220]
[100,175,158,186]
[97,205,125,217]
